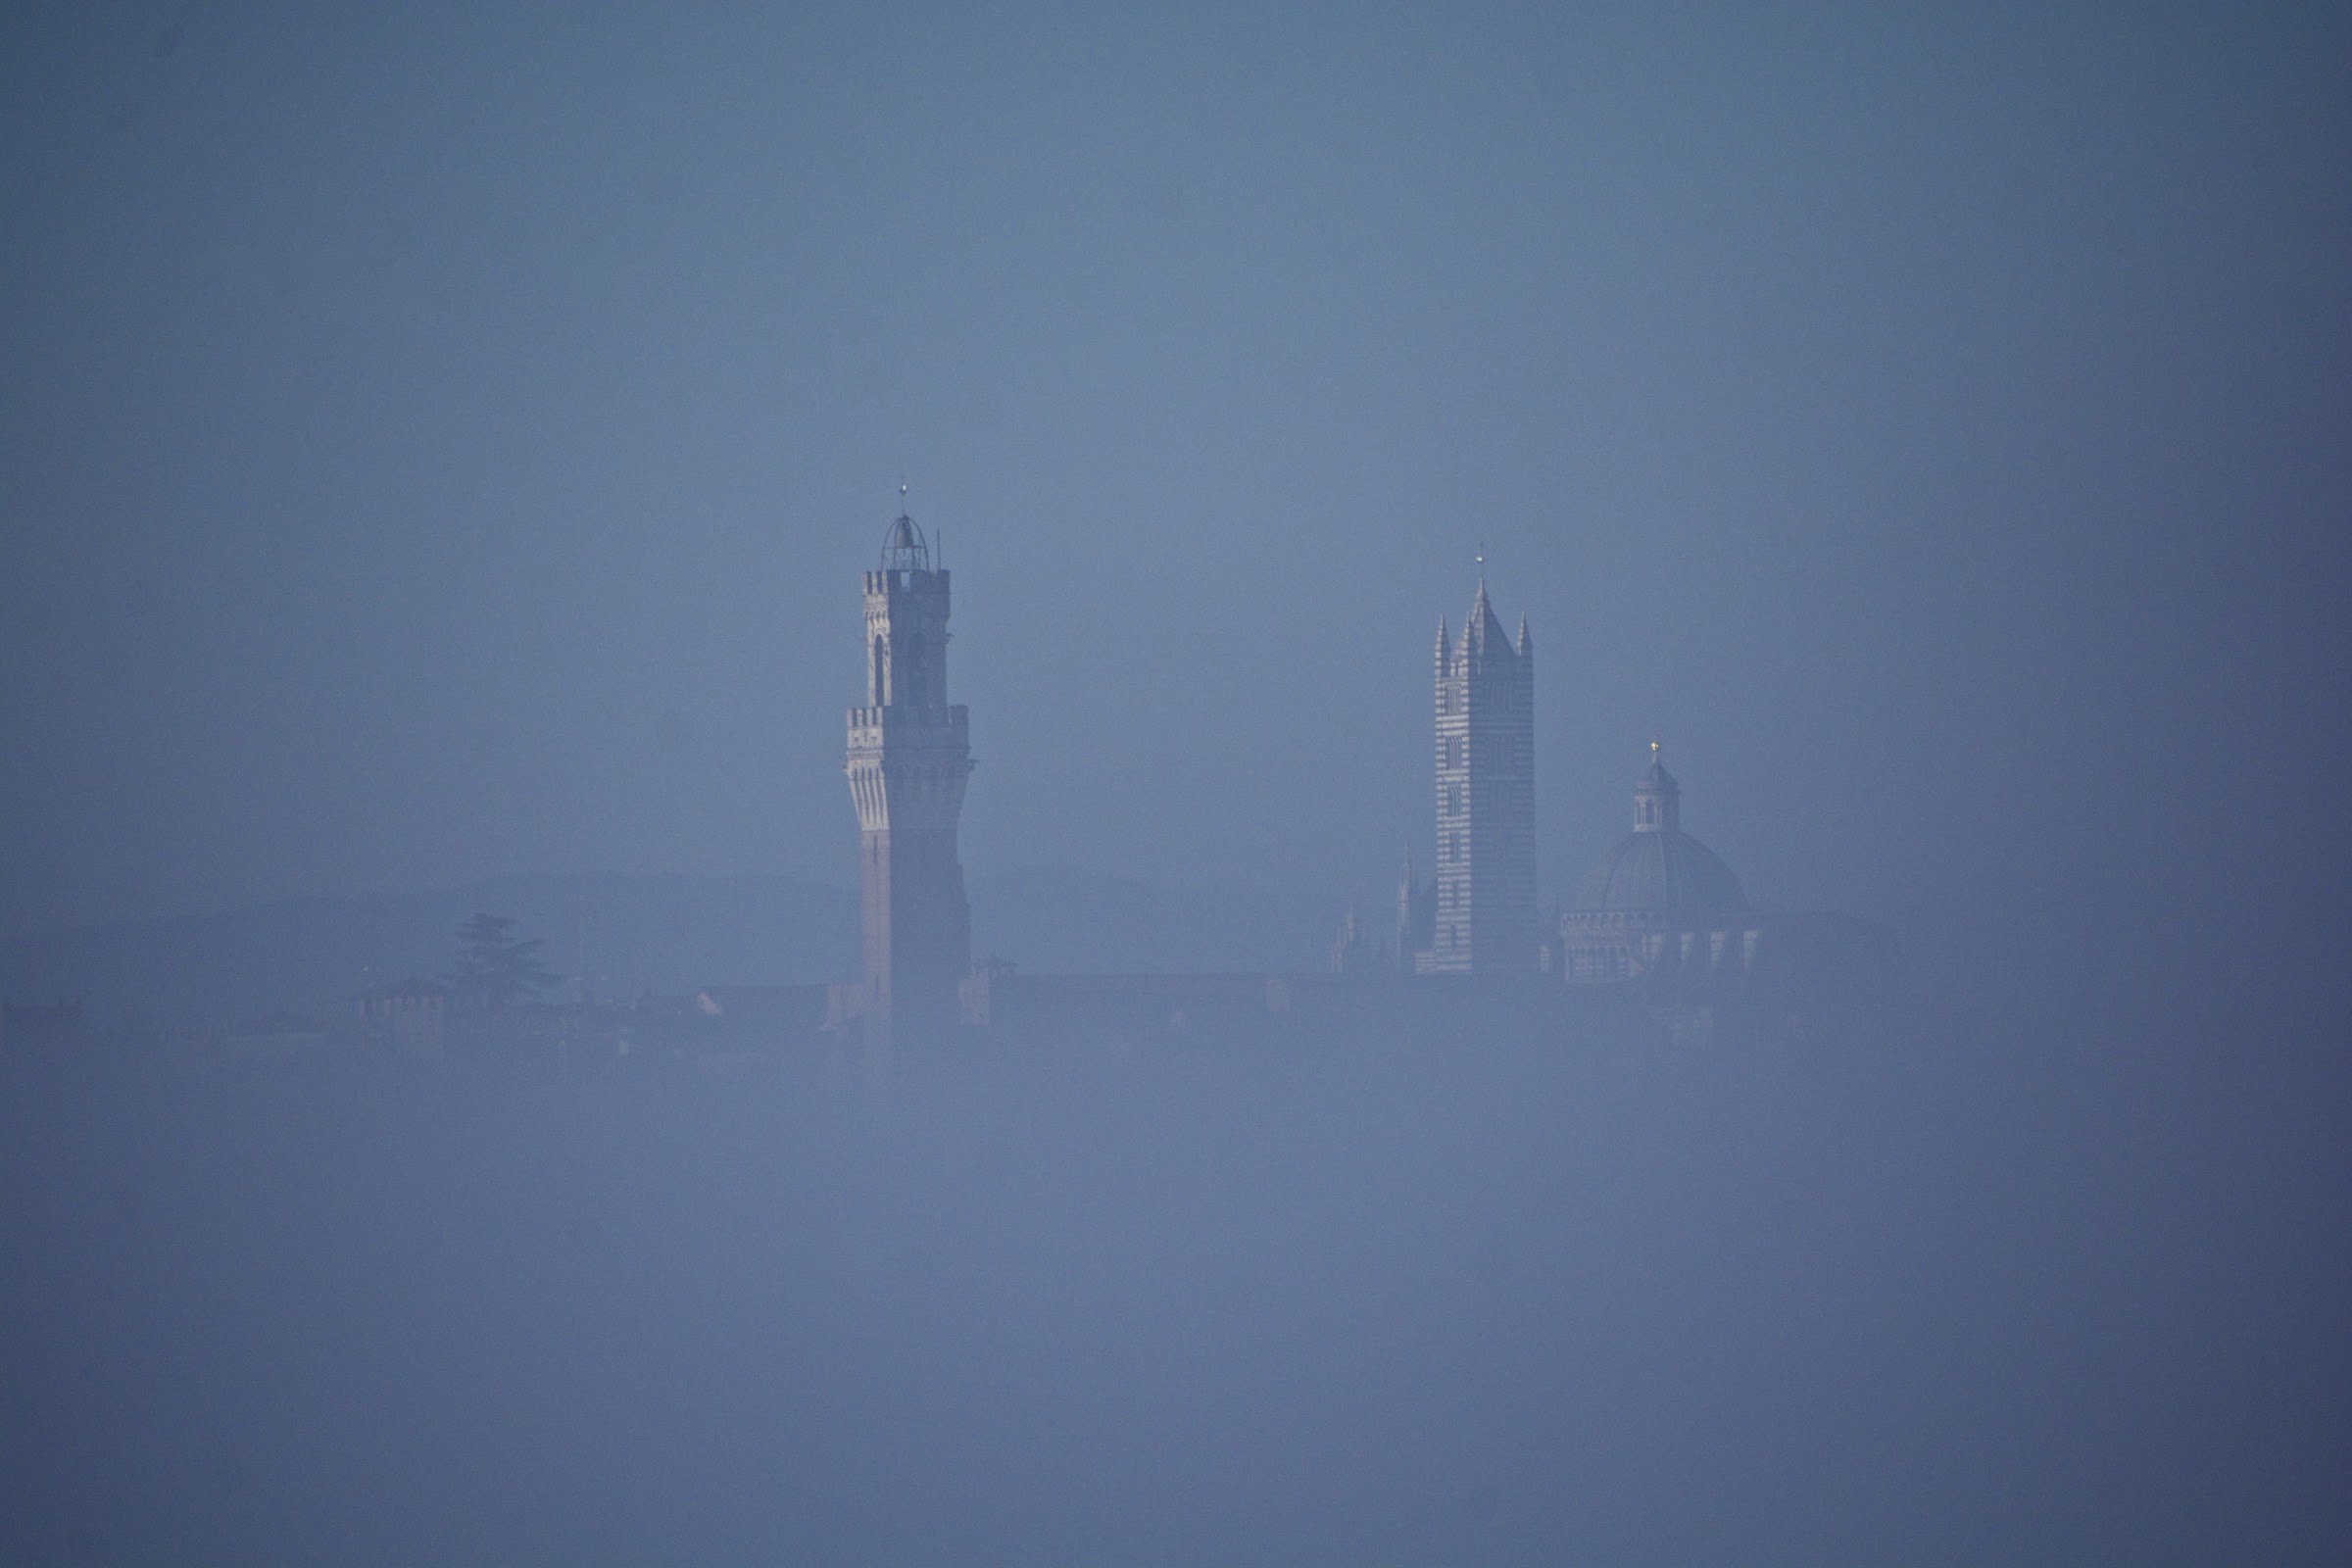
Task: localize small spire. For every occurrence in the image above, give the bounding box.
[1467,578,1503,651]
[1516,613,1531,657]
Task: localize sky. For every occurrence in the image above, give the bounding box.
[4,2,2347,961]
[5,11,2350,1558]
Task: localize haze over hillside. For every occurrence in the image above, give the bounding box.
[0,868,1348,1031]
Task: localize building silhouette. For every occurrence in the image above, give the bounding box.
[1559,745,1752,985]
[818,507,1892,1055]
[1552,744,1903,1026]
[1394,847,1434,968]
[1414,578,1538,974]
[844,500,974,1058]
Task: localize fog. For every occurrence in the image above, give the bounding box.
[4,3,2348,1562]
[7,977,2345,1563]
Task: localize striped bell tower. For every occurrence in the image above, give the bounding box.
[1423,574,1538,975]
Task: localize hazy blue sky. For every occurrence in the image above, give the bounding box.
[4,2,2346,946]
[5,14,2350,1560]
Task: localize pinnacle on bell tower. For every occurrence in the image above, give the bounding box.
[845,490,975,1060]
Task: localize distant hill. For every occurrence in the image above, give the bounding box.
[0,868,1348,1031]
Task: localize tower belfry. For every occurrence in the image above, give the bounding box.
[845,496,974,1057]
[1419,574,1538,975]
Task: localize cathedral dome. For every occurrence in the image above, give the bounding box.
[1570,746,1749,914]
[1571,828,1749,914]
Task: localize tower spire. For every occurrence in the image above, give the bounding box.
[1466,577,1505,654]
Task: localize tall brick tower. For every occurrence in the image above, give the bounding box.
[1423,575,1537,975]
[845,497,973,1055]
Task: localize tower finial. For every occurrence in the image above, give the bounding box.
[1634,737,1680,831]
[879,483,930,570]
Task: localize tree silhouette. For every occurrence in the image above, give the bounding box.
[445,913,559,1007]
